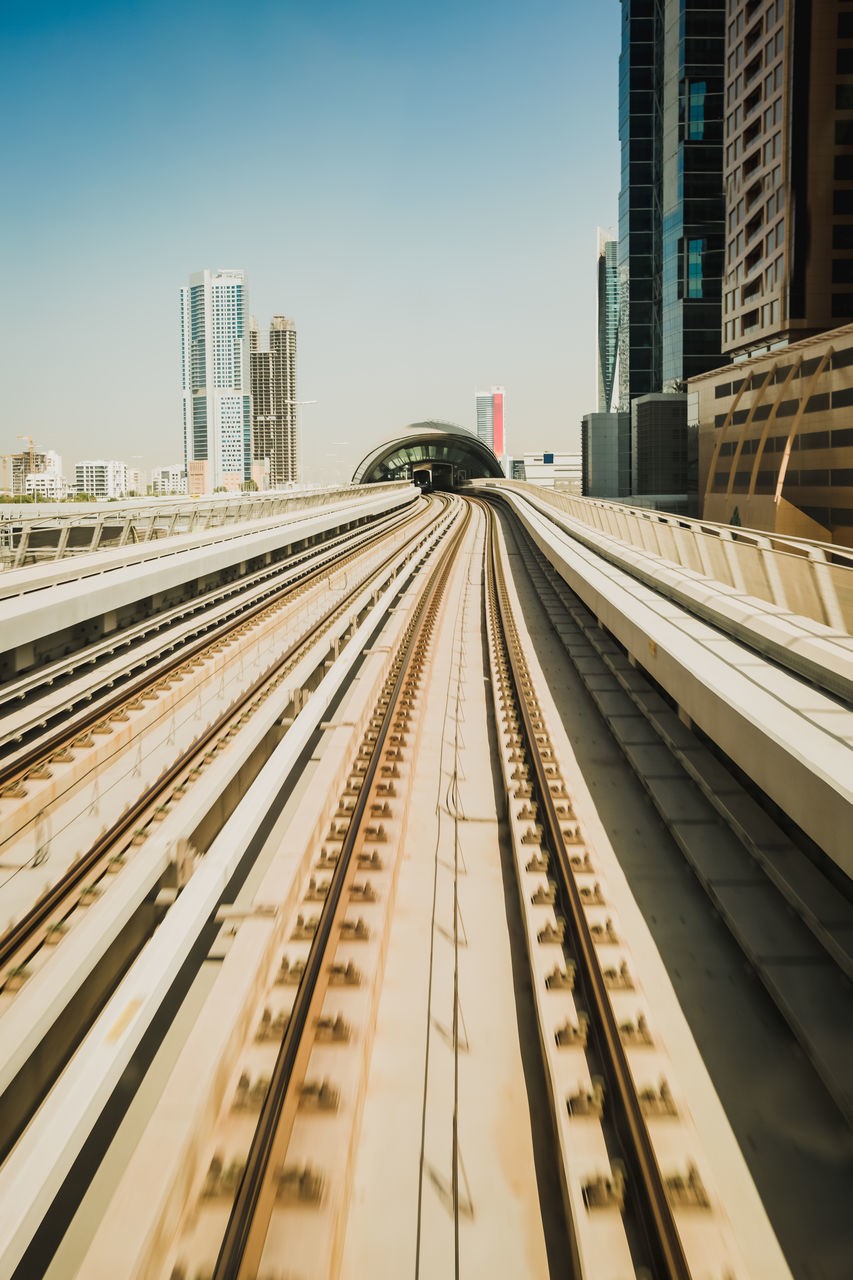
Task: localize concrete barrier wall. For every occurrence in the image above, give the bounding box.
[1,487,418,666]
[494,487,853,877]
[482,480,853,635]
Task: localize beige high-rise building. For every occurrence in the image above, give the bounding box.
[723,0,853,355]
[250,315,299,486]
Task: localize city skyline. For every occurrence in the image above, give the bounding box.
[2,0,619,483]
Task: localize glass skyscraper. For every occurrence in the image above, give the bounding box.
[475,387,505,456]
[618,0,725,407]
[660,0,725,385]
[597,229,620,413]
[180,269,252,493]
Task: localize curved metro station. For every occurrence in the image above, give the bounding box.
[351,419,503,490]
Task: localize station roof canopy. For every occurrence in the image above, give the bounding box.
[352,420,503,485]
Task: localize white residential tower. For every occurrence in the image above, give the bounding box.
[180,269,251,495]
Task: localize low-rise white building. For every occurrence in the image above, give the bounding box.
[513,451,582,495]
[151,465,188,496]
[25,470,69,500]
[75,460,128,500]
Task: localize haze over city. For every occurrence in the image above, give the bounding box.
[3,0,619,483]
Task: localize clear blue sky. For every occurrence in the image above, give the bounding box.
[2,0,619,483]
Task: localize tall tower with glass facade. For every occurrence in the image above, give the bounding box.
[618,0,725,405]
[250,315,299,486]
[475,387,505,456]
[180,269,251,494]
[597,229,619,412]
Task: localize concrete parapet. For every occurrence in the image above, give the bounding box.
[0,486,417,682]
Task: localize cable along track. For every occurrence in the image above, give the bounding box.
[205,500,472,1279]
[480,497,723,1280]
[0,496,450,987]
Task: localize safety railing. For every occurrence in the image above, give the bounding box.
[481,480,853,634]
[0,483,413,571]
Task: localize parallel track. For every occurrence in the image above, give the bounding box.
[0,497,449,981]
[0,497,423,785]
[211,499,472,1280]
[479,497,691,1280]
[504,500,853,1129]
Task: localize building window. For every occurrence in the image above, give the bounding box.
[832,293,853,318]
[685,239,705,297]
[686,80,707,140]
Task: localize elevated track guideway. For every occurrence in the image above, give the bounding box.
[0,486,850,1278]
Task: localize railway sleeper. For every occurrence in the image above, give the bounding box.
[315,1013,351,1043]
[275,956,305,985]
[546,960,575,989]
[538,917,566,945]
[590,918,620,945]
[340,917,370,941]
[602,961,634,990]
[582,1163,626,1212]
[638,1079,678,1117]
[568,1079,605,1119]
[201,1154,246,1199]
[256,1007,290,1041]
[619,1014,654,1047]
[232,1072,271,1111]
[664,1163,710,1209]
[531,880,557,906]
[328,960,362,986]
[291,913,319,940]
[556,1012,588,1046]
[299,1078,340,1112]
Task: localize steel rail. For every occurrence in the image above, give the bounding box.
[0,499,425,788]
[0,497,451,979]
[212,499,472,1280]
[0,496,420,741]
[480,498,691,1280]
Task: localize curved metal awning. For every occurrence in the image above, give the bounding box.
[352,420,503,484]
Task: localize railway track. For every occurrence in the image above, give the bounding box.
[501,503,853,1130]
[0,496,451,986]
[3,492,829,1278]
[479,497,695,1279]
[203,500,473,1280]
[0,497,424,779]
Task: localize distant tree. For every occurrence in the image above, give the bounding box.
[213,485,227,493]
[241,479,258,492]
